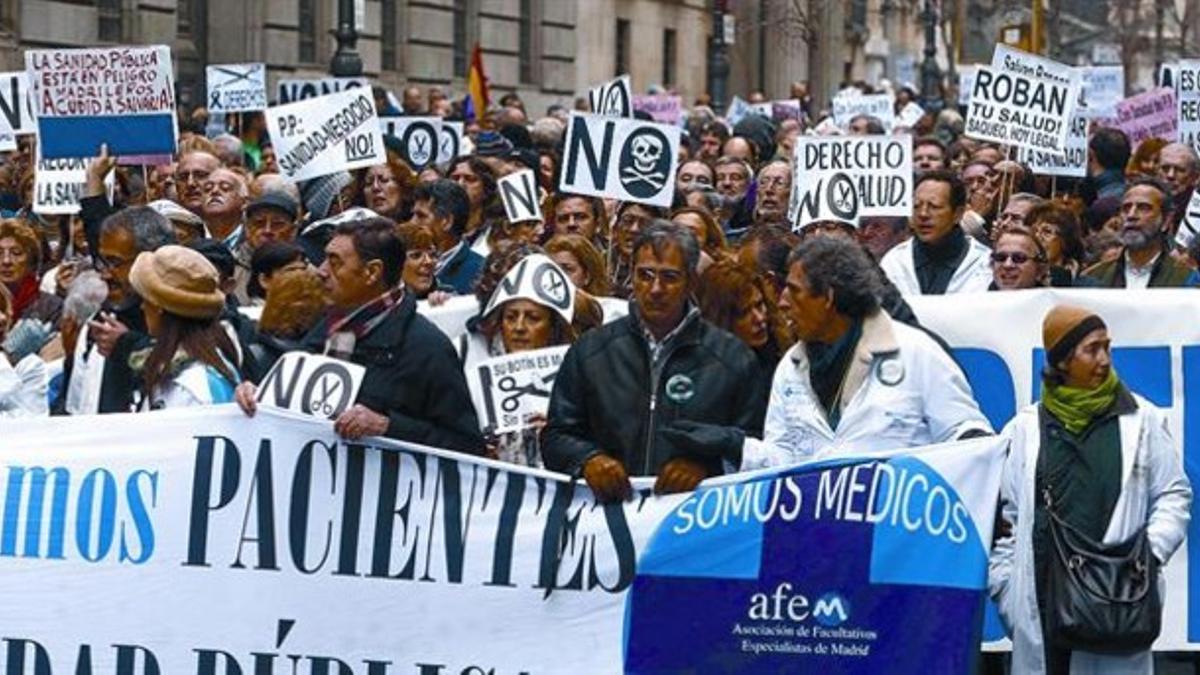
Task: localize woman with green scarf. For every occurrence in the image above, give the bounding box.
[989,305,1192,675]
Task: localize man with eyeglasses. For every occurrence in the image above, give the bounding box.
[545,221,763,502]
[175,151,221,216]
[753,160,792,229]
[989,229,1048,291]
[232,191,301,303]
[1156,142,1200,234]
[1078,177,1199,288]
[992,193,1047,241]
[55,207,177,415]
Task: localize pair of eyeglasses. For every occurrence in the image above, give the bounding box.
[991,252,1038,265]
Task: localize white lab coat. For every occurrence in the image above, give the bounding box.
[742,310,992,469]
[879,234,994,296]
[0,353,48,417]
[989,398,1192,674]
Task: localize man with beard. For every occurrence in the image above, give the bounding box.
[1078,178,1199,288]
[175,151,221,216]
[54,207,176,414]
[753,160,791,228]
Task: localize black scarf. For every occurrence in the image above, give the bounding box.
[912,227,969,295]
[805,318,863,429]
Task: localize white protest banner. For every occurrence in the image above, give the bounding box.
[1102,87,1178,149]
[267,88,385,183]
[908,288,1200,651]
[896,101,925,129]
[497,169,543,224]
[832,92,895,131]
[0,72,37,141]
[205,63,268,113]
[964,65,1078,154]
[559,111,680,208]
[482,253,574,322]
[26,45,177,159]
[380,116,442,170]
[632,94,683,125]
[1017,112,1087,177]
[957,64,980,106]
[255,351,365,420]
[587,74,633,117]
[0,405,1005,671]
[277,77,369,104]
[467,345,568,434]
[1176,190,1200,249]
[789,135,913,229]
[33,156,115,215]
[1080,65,1124,118]
[439,120,465,163]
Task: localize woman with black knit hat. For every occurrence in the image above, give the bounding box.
[128,245,241,409]
[989,305,1192,674]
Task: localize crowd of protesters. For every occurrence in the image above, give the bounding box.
[0,77,1196,673]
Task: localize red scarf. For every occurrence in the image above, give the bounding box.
[7,275,39,321]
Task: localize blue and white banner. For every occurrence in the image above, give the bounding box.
[910,288,1200,649]
[26,45,177,159]
[0,407,1002,672]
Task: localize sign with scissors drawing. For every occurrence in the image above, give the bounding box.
[467,346,568,434]
[256,351,366,420]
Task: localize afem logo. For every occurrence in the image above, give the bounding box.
[813,592,850,628]
[747,583,850,627]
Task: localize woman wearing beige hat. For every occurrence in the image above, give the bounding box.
[989,305,1192,674]
[128,245,240,410]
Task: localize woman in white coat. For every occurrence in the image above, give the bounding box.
[989,305,1191,674]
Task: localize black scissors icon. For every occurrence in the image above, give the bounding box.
[210,65,262,106]
[498,372,557,413]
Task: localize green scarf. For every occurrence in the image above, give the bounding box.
[1040,369,1120,435]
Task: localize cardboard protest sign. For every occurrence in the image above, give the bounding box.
[439,120,465,163]
[1080,65,1124,118]
[380,116,442,170]
[205,63,268,113]
[633,94,683,125]
[482,253,575,322]
[498,169,542,223]
[560,111,681,208]
[588,75,633,117]
[26,45,177,159]
[0,72,37,140]
[832,92,895,131]
[1175,190,1200,249]
[957,65,980,106]
[33,156,115,215]
[277,77,369,105]
[964,64,1079,154]
[789,135,913,229]
[468,346,568,434]
[1017,112,1087,177]
[256,351,365,420]
[266,88,385,183]
[1100,87,1178,149]
[896,101,925,129]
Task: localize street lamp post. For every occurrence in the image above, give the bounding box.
[330,0,363,77]
[707,0,730,114]
[919,0,943,113]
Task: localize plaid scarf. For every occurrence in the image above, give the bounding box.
[324,287,405,356]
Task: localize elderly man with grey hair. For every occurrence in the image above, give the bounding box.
[1157,142,1200,235]
[55,206,178,415]
[545,221,764,502]
[738,236,992,468]
[993,192,1047,239]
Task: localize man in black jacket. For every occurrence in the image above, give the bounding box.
[544,222,763,502]
[236,214,483,454]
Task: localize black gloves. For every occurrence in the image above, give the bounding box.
[657,420,745,465]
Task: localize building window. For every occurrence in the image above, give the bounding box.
[97,0,121,42]
[615,19,630,76]
[382,0,397,71]
[453,0,469,76]
[519,0,539,84]
[299,0,317,63]
[662,28,676,88]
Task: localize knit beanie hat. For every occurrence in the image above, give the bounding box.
[300,171,353,221]
[475,130,514,157]
[129,245,225,320]
[1043,305,1106,368]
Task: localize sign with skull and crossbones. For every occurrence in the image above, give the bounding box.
[559,112,681,207]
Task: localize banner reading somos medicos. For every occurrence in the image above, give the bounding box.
[0,407,1002,673]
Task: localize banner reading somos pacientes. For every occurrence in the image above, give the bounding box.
[0,407,1002,673]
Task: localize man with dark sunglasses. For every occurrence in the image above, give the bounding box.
[990,228,1048,291]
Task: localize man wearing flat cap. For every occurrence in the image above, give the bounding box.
[233,190,301,304]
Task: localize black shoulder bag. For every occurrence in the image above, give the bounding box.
[1039,413,1162,654]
